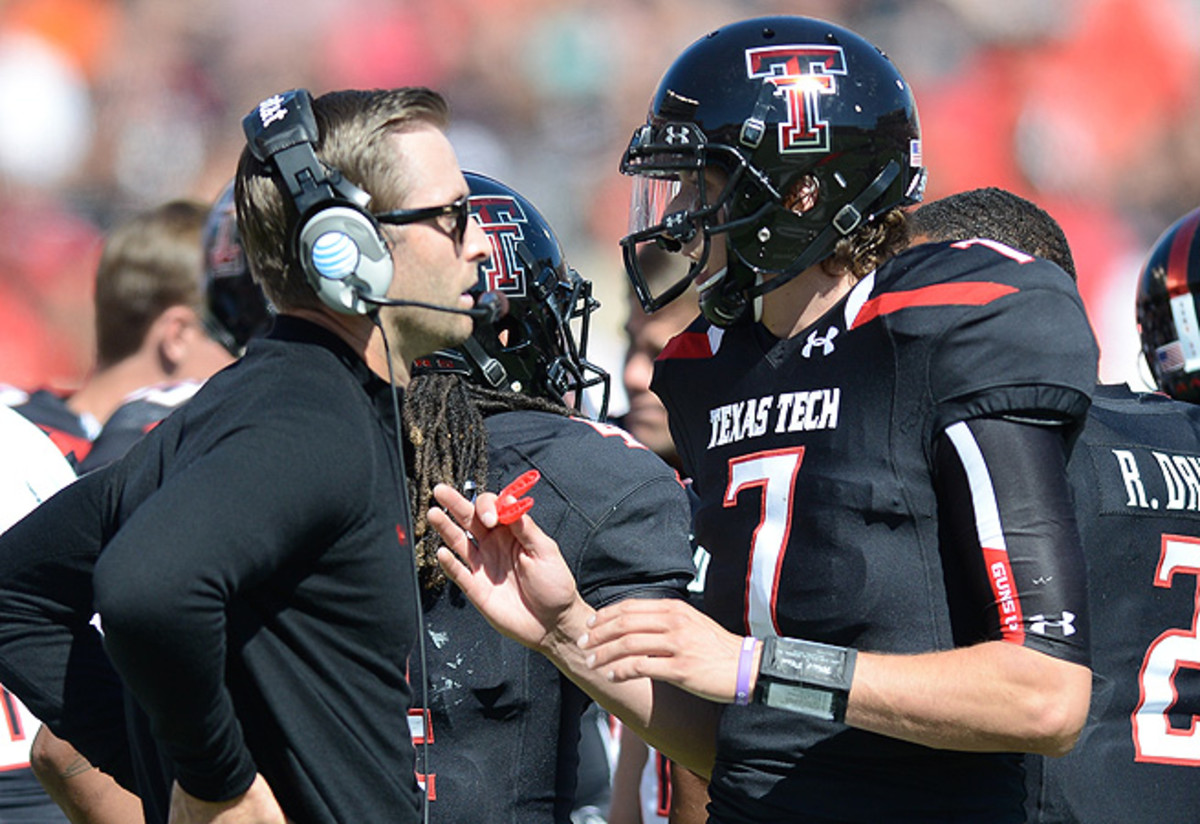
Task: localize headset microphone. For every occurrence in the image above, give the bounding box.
[356,290,510,324]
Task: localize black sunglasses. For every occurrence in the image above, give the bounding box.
[374,196,470,245]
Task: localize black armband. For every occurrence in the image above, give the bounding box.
[754,636,857,723]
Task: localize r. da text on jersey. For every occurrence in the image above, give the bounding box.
[708,388,840,449]
[1113,446,1200,513]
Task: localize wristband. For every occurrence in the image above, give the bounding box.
[754,636,856,723]
[734,636,758,705]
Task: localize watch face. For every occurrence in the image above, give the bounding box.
[763,637,854,689]
[762,681,836,721]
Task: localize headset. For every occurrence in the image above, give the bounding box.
[242,89,504,327]
[242,88,394,315]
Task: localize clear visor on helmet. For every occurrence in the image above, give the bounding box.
[622,164,730,314]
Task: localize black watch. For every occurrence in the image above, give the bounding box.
[754,636,857,722]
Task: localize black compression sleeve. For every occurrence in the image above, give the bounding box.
[933,416,1090,666]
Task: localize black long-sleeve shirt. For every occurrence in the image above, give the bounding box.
[0,316,422,823]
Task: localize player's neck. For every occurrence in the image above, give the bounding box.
[68,356,168,425]
[760,264,856,339]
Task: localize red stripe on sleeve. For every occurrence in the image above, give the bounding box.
[850,282,1019,330]
[982,546,1026,645]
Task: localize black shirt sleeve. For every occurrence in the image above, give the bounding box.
[93,413,373,801]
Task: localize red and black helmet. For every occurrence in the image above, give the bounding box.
[1137,206,1200,402]
[202,181,273,354]
[620,15,925,326]
[413,172,610,417]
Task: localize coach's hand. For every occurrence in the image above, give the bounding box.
[167,774,287,824]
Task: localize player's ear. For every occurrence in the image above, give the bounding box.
[154,305,201,372]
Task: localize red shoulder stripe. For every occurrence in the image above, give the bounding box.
[656,331,713,361]
[43,428,92,463]
[850,281,1018,330]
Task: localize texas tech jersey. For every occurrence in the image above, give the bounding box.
[1026,384,1200,823]
[653,240,1097,822]
[411,411,695,824]
[78,381,202,473]
[8,388,97,467]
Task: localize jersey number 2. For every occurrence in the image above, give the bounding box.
[1133,533,1200,765]
[725,447,804,638]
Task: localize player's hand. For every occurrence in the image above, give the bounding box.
[430,483,589,651]
[580,598,757,704]
[167,774,287,824]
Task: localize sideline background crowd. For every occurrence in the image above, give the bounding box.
[1,0,1198,401]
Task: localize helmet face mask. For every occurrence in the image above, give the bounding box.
[620,15,925,327]
[413,172,611,418]
[1136,207,1200,402]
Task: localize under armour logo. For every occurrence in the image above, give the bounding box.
[801,326,838,358]
[1030,611,1076,637]
[664,125,691,145]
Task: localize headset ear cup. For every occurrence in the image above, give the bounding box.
[297,206,393,315]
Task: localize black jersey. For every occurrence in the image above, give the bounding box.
[411,411,695,824]
[8,388,96,467]
[653,240,1097,822]
[0,317,422,824]
[77,381,201,473]
[1026,384,1200,824]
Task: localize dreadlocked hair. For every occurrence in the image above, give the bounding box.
[466,383,581,419]
[404,373,490,591]
[404,373,579,592]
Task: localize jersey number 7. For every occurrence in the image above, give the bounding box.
[726,447,805,639]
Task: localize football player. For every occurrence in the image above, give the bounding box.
[7,200,238,467]
[0,407,75,824]
[403,171,696,824]
[429,15,1097,823]
[75,181,272,473]
[914,188,1200,824]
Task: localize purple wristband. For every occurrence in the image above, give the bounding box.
[735,636,758,705]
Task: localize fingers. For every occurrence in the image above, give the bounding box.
[431,483,481,533]
[578,601,686,671]
[587,597,695,637]
[427,499,476,563]
[436,546,471,588]
[496,469,540,524]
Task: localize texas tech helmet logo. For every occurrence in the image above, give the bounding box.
[470,195,529,297]
[745,45,847,154]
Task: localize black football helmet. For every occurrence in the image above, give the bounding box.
[413,172,610,417]
[620,15,926,326]
[203,181,273,355]
[1136,206,1200,402]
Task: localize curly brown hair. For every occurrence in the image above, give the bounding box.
[823,206,910,280]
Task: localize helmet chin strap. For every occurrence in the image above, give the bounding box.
[740,159,902,304]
